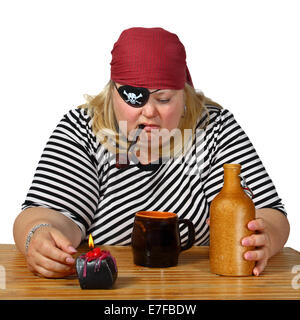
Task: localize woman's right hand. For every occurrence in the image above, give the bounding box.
[25,226,77,278]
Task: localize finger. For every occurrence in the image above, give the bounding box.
[36,240,75,265]
[253,259,268,276]
[242,233,267,247]
[26,249,75,278]
[244,248,266,261]
[37,252,75,274]
[248,218,265,231]
[50,228,77,254]
[28,246,75,271]
[29,227,76,263]
[34,262,75,279]
[32,232,75,265]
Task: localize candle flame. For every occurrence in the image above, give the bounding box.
[88,234,94,249]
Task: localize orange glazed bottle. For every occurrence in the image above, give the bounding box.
[209,163,255,276]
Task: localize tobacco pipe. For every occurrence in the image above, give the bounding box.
[115,124,145,169]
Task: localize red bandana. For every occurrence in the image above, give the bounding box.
[110,27,193,90]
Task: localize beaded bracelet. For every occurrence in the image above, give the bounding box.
[25,223,52,253]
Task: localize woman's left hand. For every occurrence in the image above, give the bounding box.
[241,218,272,276]
[207,208,289,277]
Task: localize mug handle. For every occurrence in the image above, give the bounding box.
[178,219,195,251]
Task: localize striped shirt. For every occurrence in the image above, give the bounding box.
[22,106,287,245]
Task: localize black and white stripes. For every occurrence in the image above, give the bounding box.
[22,106,286,246]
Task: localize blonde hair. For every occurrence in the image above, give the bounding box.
[78,80,222,154]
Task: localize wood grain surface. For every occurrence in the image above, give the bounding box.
[0,244,299,300]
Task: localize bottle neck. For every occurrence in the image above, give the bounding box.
[222,164,243,193]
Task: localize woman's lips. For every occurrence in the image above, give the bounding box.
[142,124,160,132]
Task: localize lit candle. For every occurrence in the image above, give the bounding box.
[75,234,118,289]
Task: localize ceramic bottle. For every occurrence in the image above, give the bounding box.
[209,163,255,276]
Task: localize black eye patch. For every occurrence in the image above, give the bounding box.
[114,83,160,108]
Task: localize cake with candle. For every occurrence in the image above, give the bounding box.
[76,235,118,289]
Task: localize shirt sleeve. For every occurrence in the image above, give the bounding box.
[21,108,100,239]
[202,108,287,216]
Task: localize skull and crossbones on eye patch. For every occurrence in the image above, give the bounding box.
[123,90,143,105]
[114,83,160,107]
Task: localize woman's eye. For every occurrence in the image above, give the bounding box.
[158,99,170,104]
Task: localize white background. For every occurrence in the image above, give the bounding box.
[0,0,299,251]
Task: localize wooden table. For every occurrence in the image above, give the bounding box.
[0,244,300,300]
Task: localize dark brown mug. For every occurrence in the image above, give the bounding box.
[131,211,195,267]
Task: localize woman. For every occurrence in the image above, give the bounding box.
[13,27,289,278]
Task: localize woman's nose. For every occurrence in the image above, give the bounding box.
[141,101,158,118]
